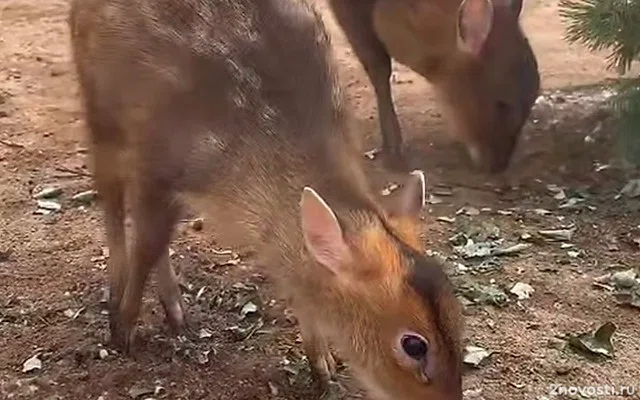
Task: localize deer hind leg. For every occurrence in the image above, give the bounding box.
[115,176,181,352]
[155,247,186,333]
[92,142,129,350]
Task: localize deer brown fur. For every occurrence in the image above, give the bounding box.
[328,0,540,173]
[68,0,463,399]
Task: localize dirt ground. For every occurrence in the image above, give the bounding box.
[1,0,639,399]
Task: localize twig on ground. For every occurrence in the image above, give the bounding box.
[0,139,25,149]
[444,181,501,193]
[54,166,91,178]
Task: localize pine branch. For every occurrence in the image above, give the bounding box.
[558,0,640,74]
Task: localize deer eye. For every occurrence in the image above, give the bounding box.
[401,334,428,360]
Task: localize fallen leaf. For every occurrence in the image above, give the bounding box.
[197,350,211,365]
[493,243,532,256]
[558,197,585,209]
[36,199,61,212]
[72,190,97,205]
[32,187,62,199]
[553,191,567,200]
[454,238,529,259]
[463,345,492,367]
[381,183,399,196]
[128,384,155,399]
[533,208,552,215]
[199,328,213,339]
[22,354,42,373]
[568,321,616,358]
[454,239,496,258]
[620,179,640,199]
[195,286,207,301]
[454,263,469,274]
[497,209,513,216]
[231,282,257,292]
[363,148,379,160]
[510,282,535,300]
[63,307,85,320]
[546,184,563,192]
[460,284,508,307]
[456,206,480,216]
[155,386,166,396]
[437,216,456,224]
[268,381,279,396]
[614,290,640,309]
[538,226,576,241]
[433,185,453,196]
[520,232,533,241]
[240,301,258,318]
[226,319,265,341]
[426,194,443,204]
[463,388,484,398]
[567,250,581,258]
[475,258,502,273]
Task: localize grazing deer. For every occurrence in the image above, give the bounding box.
[69,0,463,398]
[328,0,540,173]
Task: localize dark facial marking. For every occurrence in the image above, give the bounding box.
[378,218,462,388]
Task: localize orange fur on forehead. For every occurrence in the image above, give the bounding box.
[384,216,424,251]
[353,216,423,276]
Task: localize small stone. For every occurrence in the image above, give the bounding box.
[611,269,637,289]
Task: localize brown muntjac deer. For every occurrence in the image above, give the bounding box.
[68,0,463,398]
[328,0,541,173]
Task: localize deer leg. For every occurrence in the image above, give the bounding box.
[93,147,128,349]
[155,248,186,332]
[115,179,179,353]
[328,1,406,170]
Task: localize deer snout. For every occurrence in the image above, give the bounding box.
[465,137,515,174]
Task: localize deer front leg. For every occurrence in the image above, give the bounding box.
[328,0,407,171]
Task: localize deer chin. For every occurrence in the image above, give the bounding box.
[464,143,483,168]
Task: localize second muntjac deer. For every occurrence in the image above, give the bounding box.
[328,0,540,173]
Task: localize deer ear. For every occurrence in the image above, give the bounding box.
[387,170,426,219]
[300,187,353,275]
[457,0,494,56]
